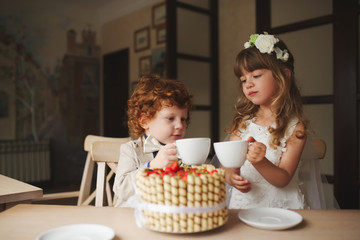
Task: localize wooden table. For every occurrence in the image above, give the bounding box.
[0,204,359,240]
[0,174,43,211]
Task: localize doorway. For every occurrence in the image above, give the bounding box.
[103,48,129,137]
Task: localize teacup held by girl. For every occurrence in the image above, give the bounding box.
[175,138,210,165]
[214,140,248,168]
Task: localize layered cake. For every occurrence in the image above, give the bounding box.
[135,162,228,233]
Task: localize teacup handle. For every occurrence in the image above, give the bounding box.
[172,142,181,159]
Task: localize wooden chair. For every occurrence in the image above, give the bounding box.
[77,135,131,207]
[37,190,79,202]
[34,135,130,206]
[34,135,115,203]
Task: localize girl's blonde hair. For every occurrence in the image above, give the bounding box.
[127,75,193,138]
[231,39,308,148]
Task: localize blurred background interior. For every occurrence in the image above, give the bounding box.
[0,0,359,209]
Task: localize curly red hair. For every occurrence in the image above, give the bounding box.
[127,75,193,138]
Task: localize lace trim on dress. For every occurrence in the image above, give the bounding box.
[238,117,298,164]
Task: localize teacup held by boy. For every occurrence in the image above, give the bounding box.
[175,138,210,165]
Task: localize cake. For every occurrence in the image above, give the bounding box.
[135,162,228,233]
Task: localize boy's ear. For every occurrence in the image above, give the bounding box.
[139,113,149,130]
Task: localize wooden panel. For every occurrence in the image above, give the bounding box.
[177,59,211,105]
[278,25,333,96]
[304,104,334,175]
[271,0,332,27]
[177,7,210,57]
[167,0,219,142]
[333,0,358,208]
[186,110,211,138]
[178,0,209,9]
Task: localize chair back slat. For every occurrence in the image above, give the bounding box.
[91,139,130,163]
[313,139,326,159]
[84,135,130,152]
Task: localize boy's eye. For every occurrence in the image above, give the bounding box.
[181,118,187,122]
[254,74,261,78]
[167,117,175,121]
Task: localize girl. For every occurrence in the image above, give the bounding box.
[225,33,310,209]
[113,75,193,207]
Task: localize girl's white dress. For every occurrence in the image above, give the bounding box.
[228,117,308,209]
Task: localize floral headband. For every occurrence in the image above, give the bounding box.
[244,32,289,62]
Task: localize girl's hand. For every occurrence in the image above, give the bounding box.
[150,143,178,168]
[225,168,252,193]
[247,137,266,164]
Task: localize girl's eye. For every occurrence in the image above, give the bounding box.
[167,117,174,121]
[181,118,187,122]
[240,78,246,83]
[254,74,261,78]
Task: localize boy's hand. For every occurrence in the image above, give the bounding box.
[225,168,251,193]
[150,143,178,168]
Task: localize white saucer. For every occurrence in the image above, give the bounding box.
[36,224,115,240]
[238,208,303,230]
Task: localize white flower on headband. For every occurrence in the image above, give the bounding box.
[274,47,289,62]
[255,34,278,53]
[244,41,251,49]
[244,32,289,62]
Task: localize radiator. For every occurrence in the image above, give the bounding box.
[0,139,51,183]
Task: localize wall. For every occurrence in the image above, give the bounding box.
[101,0,165,87]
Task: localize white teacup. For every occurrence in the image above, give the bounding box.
[175,138,211,165]
[214,140,248,168]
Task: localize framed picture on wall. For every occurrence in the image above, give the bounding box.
[156,25,166,44]
[152,47,166,77]
[134,26,150,52]
[152,2,166,28]
[131,81,139,93]
[139,56,151,75]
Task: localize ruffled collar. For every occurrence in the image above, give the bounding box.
[247,117,276,129]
